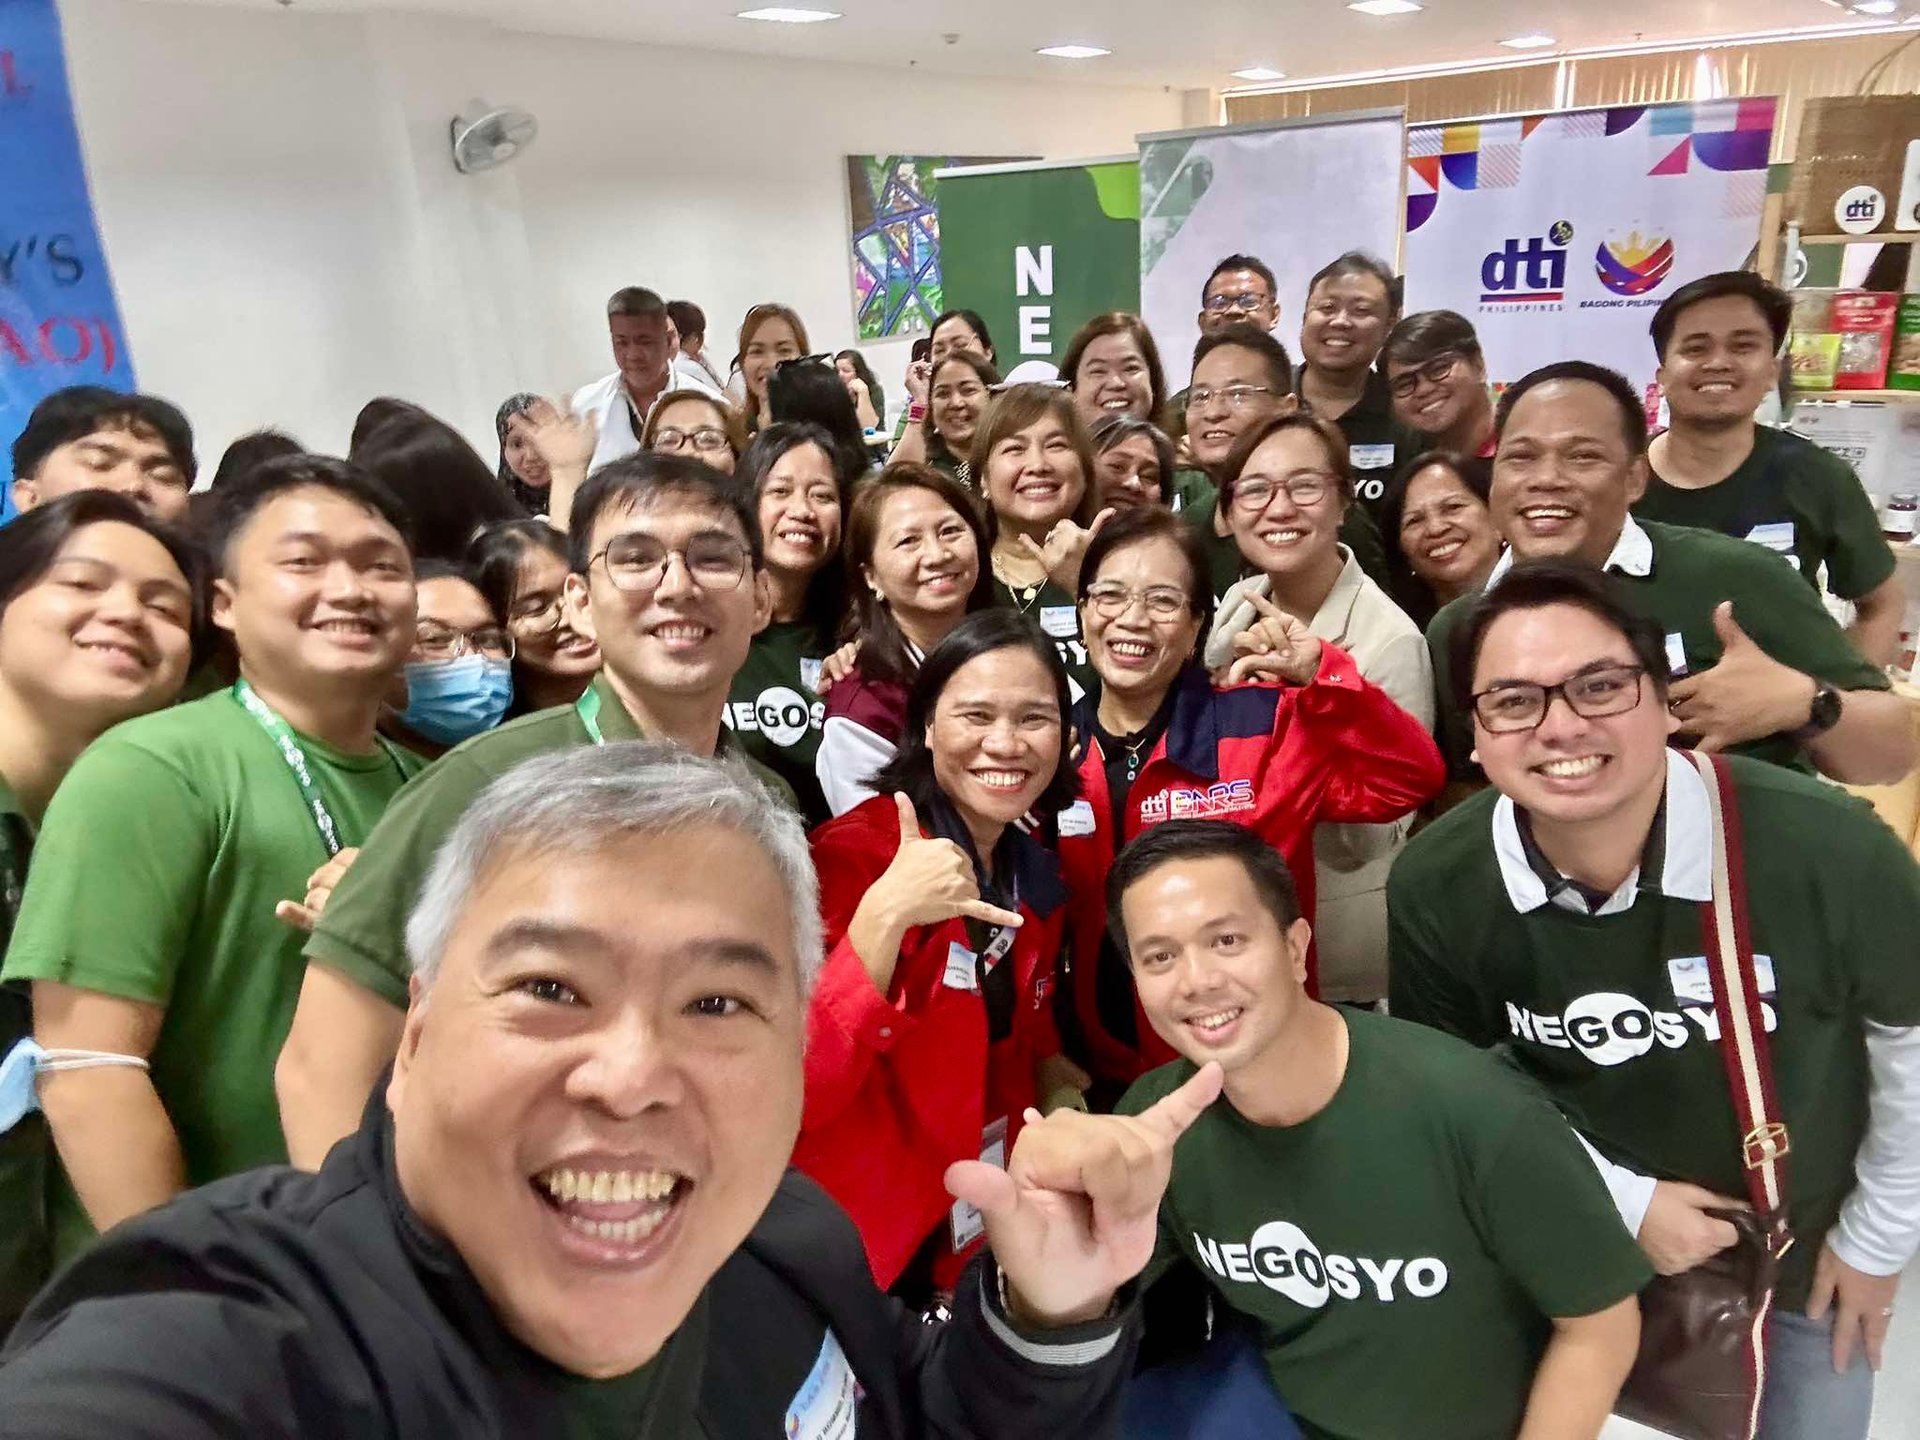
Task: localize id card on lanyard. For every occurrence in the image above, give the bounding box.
[232,680,405,857]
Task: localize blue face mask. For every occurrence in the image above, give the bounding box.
[1,1040,150,1135]
[401,655,513,746]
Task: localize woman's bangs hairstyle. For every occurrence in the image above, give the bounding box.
[642,390,747,460]
[923,351,1002,452]
[869,608,1080,823]
[969,384,1101,529]
[1075,505,1214,659]
[843,463,995,687]
[739,422,852,636]
[1218,411,1354,517]
[1059,312,1168,424]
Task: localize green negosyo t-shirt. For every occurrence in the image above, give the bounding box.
[1635,425,1896,602]
[1119,1008,1651,1440]
[0,691,421,1260]
[725,620,831,825]
[992,576,1097,703]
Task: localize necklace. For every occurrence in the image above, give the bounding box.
[991,551,1046,612]
[1119,731,1154,783]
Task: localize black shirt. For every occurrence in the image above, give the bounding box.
[1294,367,1426,515]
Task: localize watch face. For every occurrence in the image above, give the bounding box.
[1808,685,1843,734]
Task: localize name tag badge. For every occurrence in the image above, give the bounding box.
[799,657,826,694]
[1039,604,1079,639]
[1349,442,1395,471]
[1057,799,1097,838]
[1664,631,1689,678]
[943,941,979,992]
[785,1329,862,1440]
[950,1116,1009,1252]
[1668,953,1778,1006]
[1744,521,1800,569]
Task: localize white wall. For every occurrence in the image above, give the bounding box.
[56,0,1184,465]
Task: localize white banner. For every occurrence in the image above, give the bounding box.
[1140,112,1405,390]
[1402,99,1777,413]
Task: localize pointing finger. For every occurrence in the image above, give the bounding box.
[1246,588,1287,622]
[958,900,1024,928]
[1137,1061,1224,1142]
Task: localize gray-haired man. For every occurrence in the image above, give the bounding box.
[0,743,1220,1437]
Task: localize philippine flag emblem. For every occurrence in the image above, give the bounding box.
[1594,232,1675,296]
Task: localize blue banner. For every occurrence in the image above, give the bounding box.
[1,0,135,522]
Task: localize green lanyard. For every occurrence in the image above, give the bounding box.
[231,680,403,857]
[576,686,606,745]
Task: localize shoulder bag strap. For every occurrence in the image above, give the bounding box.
[1686,749,1792,1228]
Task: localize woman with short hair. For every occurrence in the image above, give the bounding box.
[642,391,745,475]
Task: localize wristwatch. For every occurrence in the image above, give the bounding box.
[1789,681,1843,742]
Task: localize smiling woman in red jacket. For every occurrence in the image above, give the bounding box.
[797,610,1088,1304]
[1057,507,1446,1096]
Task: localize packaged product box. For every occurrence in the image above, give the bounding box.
[1892,295,1920,393]
[1830,291,1898,390]
[1790,332,1841,391]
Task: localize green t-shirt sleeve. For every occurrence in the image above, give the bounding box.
[302,752,493,1009]
[1717,545,1889,694]
[1811,450,1898,601]
[0,741,212,1007]
[1386,850,1495,1047]
[1832,799,1920,1026]
[1424,599,1477,778]
[1470,1086,1654,1318]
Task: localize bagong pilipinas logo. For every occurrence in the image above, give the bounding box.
[1594,231,1675,297]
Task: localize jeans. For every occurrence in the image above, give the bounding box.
[1755,1307,1875,1440]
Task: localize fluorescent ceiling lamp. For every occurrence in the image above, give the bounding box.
[1231,66,1288,80]
[1348,1,1423,14]
[1852,0,1900,14]
[1037,44,1111,58]
[736,7,842,22]
[1501,32,1556,48]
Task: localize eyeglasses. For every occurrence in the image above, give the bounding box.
[1388,353,1465,400]
[1083,583,1191,621]
[590,533,751,595]
[508,594,565,637]
[415,621,515,662]
[652,426,732,455]
[1231,472,1335,512]
[1202,293,1271,315]
[1471,664,1647,734]
[1185,384,1274,412]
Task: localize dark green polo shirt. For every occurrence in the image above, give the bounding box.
[1425,518,1891,779]
[1635,425,1896,602]
[307,673,796,1009]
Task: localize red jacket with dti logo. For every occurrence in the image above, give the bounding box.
[1059,647,1444,1088]
[794,795,1067,1291]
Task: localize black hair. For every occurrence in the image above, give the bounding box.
[607,286,667,319]
[1306,251,1397,310]
[911,337,933,365]
[0,491,207,657]
[209,429,302,494]
[1377,447,1489,568]
[737,422,852,639]
[1495,360,1648,457]
[203,453,412,575]
[1105,820,1302,959]
[1202,254,1278,303]
[868,609,1079,821]
[11,386,197,485]
[667,299,706,342]
[466,518,568,622]
[1192,323,1294,395]
[1060,313,1170,425]
[348,397,430,455]
[767,358,871,482]
[930,308,995,360]
[1089,412,1177,503]
[835,348,886,422]
[349,408,529,561]
[1075,505,1215,660]
[1649,270,1792,360]
[1451,559,1672,719]
[1382,309,1484,370]
[565,451,762,576]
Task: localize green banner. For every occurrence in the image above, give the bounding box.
[936,158,1141,373]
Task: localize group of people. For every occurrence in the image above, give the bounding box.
[0,250,1913,1440]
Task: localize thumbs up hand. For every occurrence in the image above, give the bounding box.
[1667,602,1820,753]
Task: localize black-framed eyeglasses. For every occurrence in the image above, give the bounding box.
[1186,383,1273,411]
[1471,664,1647,734]
[1083,583,1191,621]
[1231,472,1335,513]
[590,533,751,595]
[414,621,515,663]
[1388,352,1465,400]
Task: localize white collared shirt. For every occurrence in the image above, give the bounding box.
[570,364,724,473]
[1484,514,1656,590]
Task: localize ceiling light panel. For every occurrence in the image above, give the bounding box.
[736,7,842,23]
[1036,44,1111,58]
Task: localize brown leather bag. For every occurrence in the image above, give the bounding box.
[1613,752,1793,1440]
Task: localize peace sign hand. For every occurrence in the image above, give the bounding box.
[945,1061,1224,1327]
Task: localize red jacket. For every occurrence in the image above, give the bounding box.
[795,795,1067,1290]
[1059,647,1444,1087]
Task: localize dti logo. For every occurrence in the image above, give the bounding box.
[1481,220,1572,305]
[1594,231,1674,297]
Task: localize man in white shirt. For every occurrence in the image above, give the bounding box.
[571,287,722,472]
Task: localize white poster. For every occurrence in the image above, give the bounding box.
[1402,99,1777,414]
[1140,112,1406,390]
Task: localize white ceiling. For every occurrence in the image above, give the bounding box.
[152,0,1915,88]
